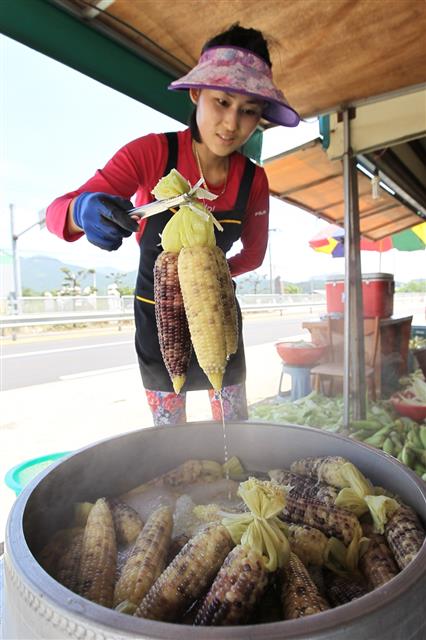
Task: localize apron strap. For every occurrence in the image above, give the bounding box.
[164,132,178,176]
[234,157,256,211]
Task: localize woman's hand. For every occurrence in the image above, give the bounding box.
[70,192,139,251]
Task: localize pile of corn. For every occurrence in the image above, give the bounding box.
[152,169,238,393]
[37,455,425,626]
[249,392,426,480]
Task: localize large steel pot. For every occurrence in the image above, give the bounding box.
[3,422,426,639]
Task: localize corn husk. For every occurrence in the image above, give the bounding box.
[152,169,190,200]
[222,478,290,572]
[335,464,399,533]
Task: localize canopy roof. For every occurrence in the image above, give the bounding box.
[1,0,425,122]
[264,139,424,241]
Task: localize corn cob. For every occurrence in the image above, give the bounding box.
[384,504,425,570]
[324,571,368,606]
[55,528,84,592]
[286,524,330,566]
[113,505,172,608]
[213,246,238,357]
[269,469,338,505]
[281,553,330,619]
[135,523,234,622]
[37,528,81,576]
[194,545,269,626]
[290,456,350,488]
[121,459,223,500]
[108,499,143,546]
[154,251,191,394]
[178,246,227,391]
[76,497,117,608]
[359,530,399,588]
[282,494,360,546]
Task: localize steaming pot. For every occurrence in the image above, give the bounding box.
[3,422,426,639]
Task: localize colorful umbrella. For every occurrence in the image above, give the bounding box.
[309,222,426,257]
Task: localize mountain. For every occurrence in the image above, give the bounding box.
[19,255,137,295]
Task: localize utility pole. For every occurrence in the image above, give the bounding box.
[268,228,279,294]
[9,204,46,314]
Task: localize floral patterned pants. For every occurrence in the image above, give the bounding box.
[145,383,248,426]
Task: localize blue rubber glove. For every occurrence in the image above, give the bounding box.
[73,192,139,251]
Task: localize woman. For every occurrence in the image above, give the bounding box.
[46,24,300,425]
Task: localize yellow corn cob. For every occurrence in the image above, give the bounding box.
[324,571,368,606]
[194,545,269,626]
[113,505,173,608]
[178,246,227,391]
[269,469,338,505]
[37,527,82,576]
[281,552,330,619]
[290,456,349,488]
[283,494,359,546]
[76,497,117,608]
[359,529,399,588]
[287,524,330,567]
[213,246,238,357]
[55,527,84,592]
[154,251,191,394]
[109,499,143,546]
[135,523,234,622]
[384,504,425,570]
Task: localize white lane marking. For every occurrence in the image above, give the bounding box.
[1,341,134,359]
[60,364,138,380]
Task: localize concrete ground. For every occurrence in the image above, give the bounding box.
[0,339,294,540]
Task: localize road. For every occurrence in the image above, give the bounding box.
[1,315,306,390]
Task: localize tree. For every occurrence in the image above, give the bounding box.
[106,272,134,296]
[60,267,86,295]
[397,280,426,293]
[283,283,301,294]
[87,268,97,294]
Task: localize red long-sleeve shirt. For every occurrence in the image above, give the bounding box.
[46,128,270,277]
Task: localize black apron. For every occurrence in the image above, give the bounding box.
[134,132,256,392]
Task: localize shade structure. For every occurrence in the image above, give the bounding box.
[309,222,426,258]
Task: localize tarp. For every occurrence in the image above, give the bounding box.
[264,139,424,241]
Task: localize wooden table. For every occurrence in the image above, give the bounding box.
[302,316,413,397]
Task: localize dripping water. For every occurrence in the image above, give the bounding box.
[218,391,232,500]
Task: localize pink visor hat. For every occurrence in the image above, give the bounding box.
[168,46,300,127]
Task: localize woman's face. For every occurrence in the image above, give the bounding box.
[190,89,263,157]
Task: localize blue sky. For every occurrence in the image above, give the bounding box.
[1,35,423,285]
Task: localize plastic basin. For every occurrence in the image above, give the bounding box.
[390,398,426,423]
[275,342,327,367]
[4,452,71,496]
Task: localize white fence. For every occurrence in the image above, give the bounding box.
[0,292,424,331]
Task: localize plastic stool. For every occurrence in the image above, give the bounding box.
[278,364,312,401]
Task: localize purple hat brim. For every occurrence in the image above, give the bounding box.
[169,81,300,128]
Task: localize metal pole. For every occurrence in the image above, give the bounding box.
[342,111,366,426]
[268,233,273,294]
[9,203,22,314]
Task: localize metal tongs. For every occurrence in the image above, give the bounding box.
[128,177,218,220]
